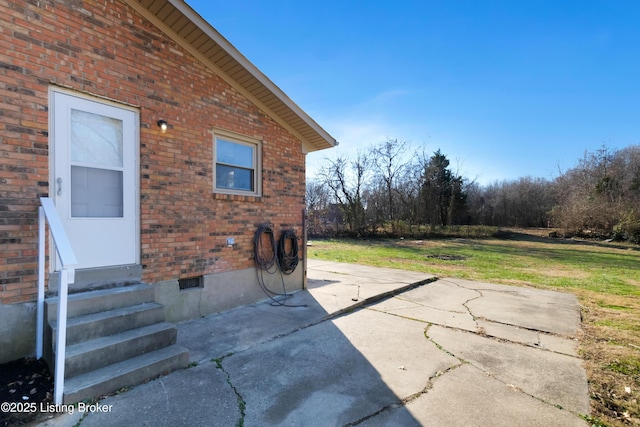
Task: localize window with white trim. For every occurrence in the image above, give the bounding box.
[213,130,261,196]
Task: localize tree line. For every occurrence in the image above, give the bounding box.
[306,139,640,243]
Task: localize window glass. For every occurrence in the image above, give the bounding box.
[71,166,123,217]
[216,165,254,191]
[217,139,254,168]
[70,109,123,168]
[215,136,258,193]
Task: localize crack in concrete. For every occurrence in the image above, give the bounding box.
[462,295,483,328]
[342,325,468,426]
[341,399,405,426]
[213,355,246,427]
[359,285,585,423]
[391,294,469,314]
[366,289,579,361]
[342,364,467,427]
[364,305,439,325]
[202,276,580,425]
[198,282,441,427]
[414,313,580,359]
[433,279,579,356]
[159,379,170,423]
[423,323,585,419]
[475,315,577,340]
[471,316,581,358]
[438,278,484,319]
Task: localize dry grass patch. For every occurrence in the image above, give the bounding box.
[579,292,640,426]
[520,267,591,280]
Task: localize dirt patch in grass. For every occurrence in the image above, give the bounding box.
[387,257,469,276]
[520,267,591,280]
[496,278,546,288]
[625,278,640,288]
[424,254,468,261]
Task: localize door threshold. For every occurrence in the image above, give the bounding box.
[47,264,143,295]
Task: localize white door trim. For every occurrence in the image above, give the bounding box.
[49,87,140,271]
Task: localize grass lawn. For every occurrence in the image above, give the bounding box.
[307,228,640,427]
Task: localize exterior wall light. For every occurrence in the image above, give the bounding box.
[157,119,168,133]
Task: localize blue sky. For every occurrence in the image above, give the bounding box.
[186,1,640,186]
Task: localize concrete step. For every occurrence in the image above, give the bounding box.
[44,282,190,405]
[45,283,154,322]
[63,344,189,404]
[50,302,166,347]
[61,322,178,379]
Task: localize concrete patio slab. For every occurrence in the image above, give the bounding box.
[176,290,324,364]
[368,296,478,331]
[75,362,238,427]
[222,309,459,426]
[441,278,581,336]
[362,364,587,427]
[330,308,459,398]
[308,259,435,285]
[427,325,590,414]
[31,260,589,427]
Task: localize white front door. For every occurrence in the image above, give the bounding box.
[51,90,139,270]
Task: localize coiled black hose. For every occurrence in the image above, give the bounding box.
[254,223,277,272]
[277,229,299,275]
[253,223,305,307]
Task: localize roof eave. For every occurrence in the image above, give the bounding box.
[123,0,337,152]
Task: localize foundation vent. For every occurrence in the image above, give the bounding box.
[178,276,203,290]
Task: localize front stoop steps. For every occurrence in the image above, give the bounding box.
[44,283,189,404]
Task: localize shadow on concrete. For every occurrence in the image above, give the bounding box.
[73,283,422,426]
[180,288,425,426]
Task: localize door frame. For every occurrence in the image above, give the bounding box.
[48,87,140,272]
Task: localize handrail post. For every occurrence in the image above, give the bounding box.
[36,207,45,359]
[53,267,73,405]
[37,197,78,406]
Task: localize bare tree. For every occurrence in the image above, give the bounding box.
[370,139,410,221]
[305,179,330,211]
[552,144,640,240]
[305,179,334,237]
[308,135,639,242]
[317,153,372,236]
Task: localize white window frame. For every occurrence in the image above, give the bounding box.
[212,129,262,196]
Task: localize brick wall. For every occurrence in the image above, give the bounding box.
[0,0,306,303]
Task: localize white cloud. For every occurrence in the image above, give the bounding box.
[306,118,390,180]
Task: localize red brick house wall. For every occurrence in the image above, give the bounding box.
[0,0,306,305]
